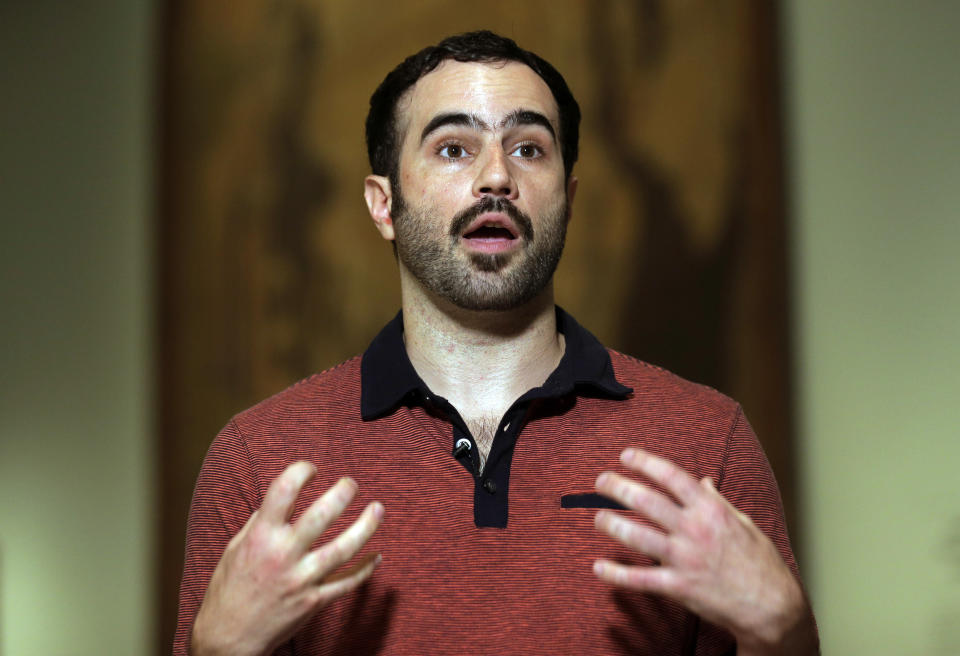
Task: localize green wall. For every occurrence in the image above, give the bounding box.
[786,2,960,653]
[0,1,154,653]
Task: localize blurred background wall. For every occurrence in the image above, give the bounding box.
[0,1,957,654]
[0,1,155,654]
[787,2,960,653]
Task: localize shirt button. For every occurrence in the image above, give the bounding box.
[482,478,497,494]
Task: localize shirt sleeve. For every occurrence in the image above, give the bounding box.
[718,407,799,576]
[171,421,294,656]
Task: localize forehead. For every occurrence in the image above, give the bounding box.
[399,60,559,136]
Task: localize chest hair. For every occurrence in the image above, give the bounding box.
[463,414,500,472]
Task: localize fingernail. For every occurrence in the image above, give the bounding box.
[596,473,610,487]
[620,448,638,464]
[372,501,384,519]
[593,561,604,576]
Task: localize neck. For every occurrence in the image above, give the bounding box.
[400,276,564,420]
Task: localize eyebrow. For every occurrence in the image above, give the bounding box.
[499,110,556,139]
[419,109,557,145]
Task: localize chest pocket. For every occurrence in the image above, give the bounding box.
[560,492,627,510]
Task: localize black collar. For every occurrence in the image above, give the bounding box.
[360,307,632,421]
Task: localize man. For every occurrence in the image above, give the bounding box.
[175,31,818,655]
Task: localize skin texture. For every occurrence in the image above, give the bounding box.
[364,60,576,442]
[191,463,383,656]
[594,449,818,654]
[390,189,569,312]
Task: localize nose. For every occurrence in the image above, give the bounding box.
[472,147,518,200]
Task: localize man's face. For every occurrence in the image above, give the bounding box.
[388,60,573,311]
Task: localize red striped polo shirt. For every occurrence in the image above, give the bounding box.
[174,309,804,655]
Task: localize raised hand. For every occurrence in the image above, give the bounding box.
[191,461,384,656]
[593,448,816,655]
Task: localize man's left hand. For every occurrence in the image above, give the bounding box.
[593,448,817,655]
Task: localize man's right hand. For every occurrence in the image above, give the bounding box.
[190,461,384,656]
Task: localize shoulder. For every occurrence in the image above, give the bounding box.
[596,349,746,466]
[203,357,365,485]
[229,356,363,439]
[606,348,741,418]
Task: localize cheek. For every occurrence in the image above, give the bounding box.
[436,178,463,198]
[418,177,471,210]
[403,166,453,200]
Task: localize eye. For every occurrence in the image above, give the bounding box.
[510,143,543,159]
[438,143,468,159]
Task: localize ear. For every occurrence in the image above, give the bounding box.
[364,174,395,241]
[565,175,578,223]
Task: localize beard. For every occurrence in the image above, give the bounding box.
[390,180,569,312]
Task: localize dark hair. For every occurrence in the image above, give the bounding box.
[365,30,581,180]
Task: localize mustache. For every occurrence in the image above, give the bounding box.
[448,196,534,242]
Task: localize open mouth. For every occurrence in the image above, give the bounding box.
[456,211,525,255]
[463,225,517,241]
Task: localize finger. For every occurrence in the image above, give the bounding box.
[620,448,702,506]
[595,471,681,530]
[700,476,752,525]
[303,501,385,580]
[593,559,674,596]
[227,509,259,549]
[292,477,359,551]
[595,510,670,562]
[311,552,382,609]
[259,461,316,525]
